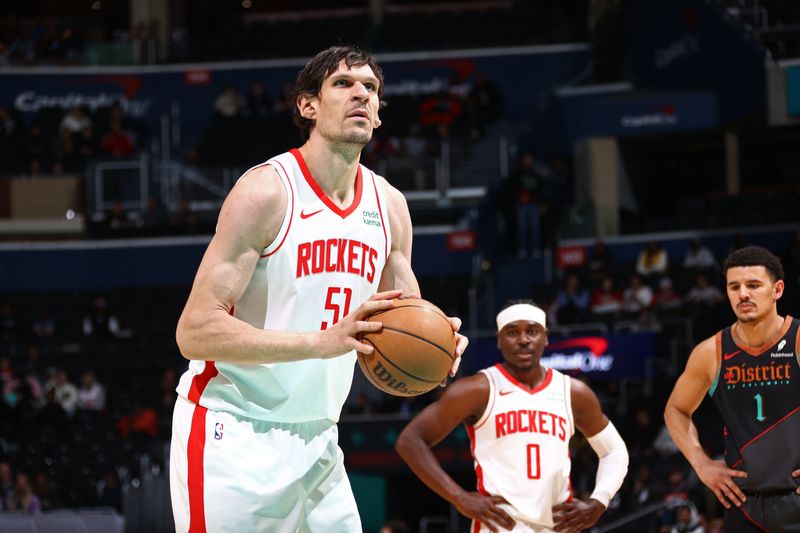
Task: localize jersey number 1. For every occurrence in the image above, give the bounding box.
[321,287,353,330]
[753,393,766,422]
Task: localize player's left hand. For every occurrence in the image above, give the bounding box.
[441,316,468,385]
[552,498,605,532]
[793,468,800,494]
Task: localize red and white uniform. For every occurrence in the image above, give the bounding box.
[467,364,574,533]
[171,149,391,533]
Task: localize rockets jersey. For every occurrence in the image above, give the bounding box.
[467,364,574,529]
[710,316,800,492]
[176,148,391,423]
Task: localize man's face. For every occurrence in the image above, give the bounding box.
[726,266,783,323]
[496,320,548,371]
[301,61,382,146]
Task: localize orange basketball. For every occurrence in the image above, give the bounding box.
[357,298,456,397]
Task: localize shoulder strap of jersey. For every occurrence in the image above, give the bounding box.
[709,329,727,398]
[261,152,295,257]
[473,368,497,429]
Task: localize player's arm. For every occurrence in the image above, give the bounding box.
[176,166,395,364]
[552,379,628,532]
[664,337,747,508]
[377,179,468,374]
[395,375,515,533]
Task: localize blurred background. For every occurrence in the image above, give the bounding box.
[0,0,799,531]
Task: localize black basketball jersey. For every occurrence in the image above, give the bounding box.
[710,316,800,492]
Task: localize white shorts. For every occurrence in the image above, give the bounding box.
[472,521,553,533]
[170,396,361,533]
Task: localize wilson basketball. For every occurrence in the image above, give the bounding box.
[357,298,457,397]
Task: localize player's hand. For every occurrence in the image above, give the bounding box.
[316,289,402,358]
[440,316,468,386]
[696,458,747,508]
[792,468,800,494]
[552,498,605,532]
[454,492,515,532]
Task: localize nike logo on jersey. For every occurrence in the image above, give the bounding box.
[300,209,324,219]
[499,390,515,396]
[723,350,741,360]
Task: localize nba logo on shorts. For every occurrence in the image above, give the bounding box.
[214,422,223,440]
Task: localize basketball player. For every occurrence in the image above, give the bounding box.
[665,245,800,531]
[396,300,628,532]
[169,45,467,533]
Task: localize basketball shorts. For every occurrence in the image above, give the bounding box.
[725,490,800,532]
[472,517,553,533]
[170,396,362,533]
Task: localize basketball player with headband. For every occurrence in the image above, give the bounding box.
[169,45,467,533]
[397,300,628,532]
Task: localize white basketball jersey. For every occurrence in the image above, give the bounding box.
[467,365,574,529]
[177,149,391,423]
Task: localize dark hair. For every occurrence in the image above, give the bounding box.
[723,245,784,281]
[292,45,385,141]
[500,298,538,310]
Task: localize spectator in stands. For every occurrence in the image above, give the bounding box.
[77,371,105,411]
[465,73,503,139]
[586,240,615,289]
[552,272,590,325]
[682,239,718,276]
[8,472,40,513]
[0,356,19,408]
[31,472,56,511]
[589,274,622,325]
[36,386,68,433]
[653,276,684,320]
[621,273,654,320]
[116,402,159,439]
[625,406,660,459]
[636,240,669,283]
[671,503,705,533]
[684,273,724,339]
[627,464,664,510]
[244,81,271,122]
[0,461,12,510]
[96,469,121,511]
[100,116,135,158]
[214,83,245,119]
[82,296,121,338]
[59,106,91,137]
[0,106,25,173]
[50,369,78,417]
[509,153,548,257]
[25,123,49,175]
[31,311,56,339]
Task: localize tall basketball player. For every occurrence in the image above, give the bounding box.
[396,300,628,532]
[665,245,800,531]
[169,45,467,533]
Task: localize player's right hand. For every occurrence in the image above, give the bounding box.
[696,458,747,509]
[454,492,515,532]
[315,289,402,358]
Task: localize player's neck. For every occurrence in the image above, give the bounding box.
[734,312,785,348]
[298,138,361,205]
[504,362,547,390]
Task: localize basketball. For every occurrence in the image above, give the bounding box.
[357,298,457,397]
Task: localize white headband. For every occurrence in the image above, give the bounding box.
[496,304,547,331]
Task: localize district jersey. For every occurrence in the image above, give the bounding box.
[710,316,800,492]
[176,149,391,423]
[467,365,574,529]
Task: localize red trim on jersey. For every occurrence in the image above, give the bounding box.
[290,148,362,219]
[187,404,208,533]
[262,160,295,258]
[731,315,793,356]
[369,170,389,259]
[738,405,800,455]
[187,362,219,404]
[739,505,769,532]
[465,424,489,496]
[472,520,481,533]
[495,364,552,394]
